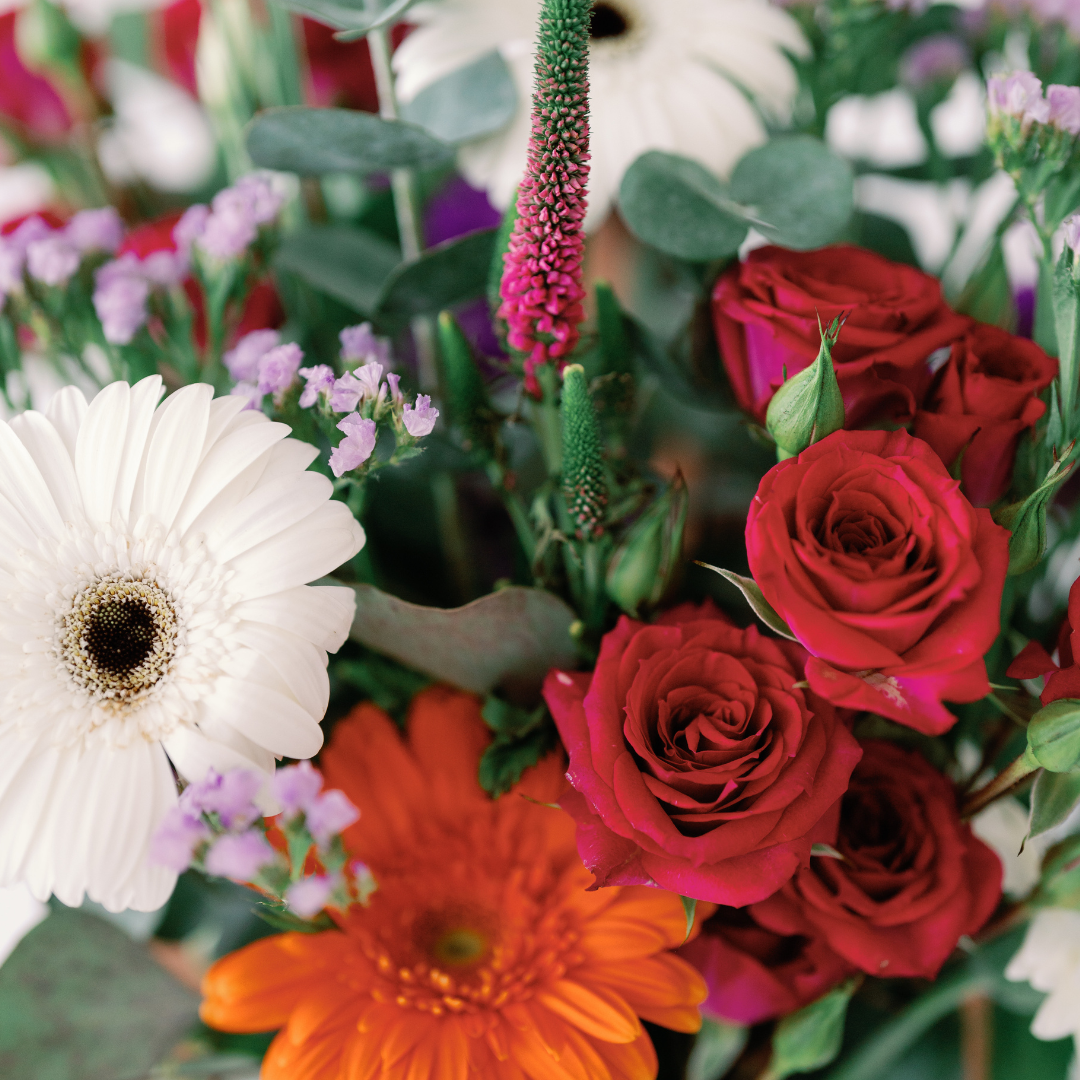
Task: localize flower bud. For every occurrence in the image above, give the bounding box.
[765,315,845,460]
[994,447,1075,575]
[606,470,688,616]
[561,364,608,540]
[438,311,492,450]
[1027,699,1080,773]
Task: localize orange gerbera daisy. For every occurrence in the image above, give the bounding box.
[200,686,706,1080]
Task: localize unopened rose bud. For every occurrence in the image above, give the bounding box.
[765,315,846,460]
[1027,699,1080,772]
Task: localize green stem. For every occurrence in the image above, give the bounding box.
[486,462,537,566]
[535,363,563,478]
[961,748,1040,819]
[430,472,474,604]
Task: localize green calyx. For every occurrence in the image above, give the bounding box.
[561,364,608,540]
[765,315,846,460]
[1028,699,1080,773]
[994,445,1076,576]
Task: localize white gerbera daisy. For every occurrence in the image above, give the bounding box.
[0,378,364,913]
[393,0,808,229]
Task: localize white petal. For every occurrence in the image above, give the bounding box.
[231,624,329,719]
[0,419,65,539]
[201,676,324,759]
[163,723,274,785]
[75,381,131,524]
[44,384,88,458]
[9,410,83,524]
[112,375,165,520]
[231,584,357,652]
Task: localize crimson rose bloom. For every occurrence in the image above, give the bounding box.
[1007,574,1080,703]
[679,903,854,1025]
[542,604,862,907]
[746,429,1010,734]
[713,245,970,427]
[913,323,1057,506]
[753,741,1001,978]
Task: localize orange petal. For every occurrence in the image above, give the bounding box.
[593,888,689,949]
[596,1031,659,1080]
[534,980,641,1044]
[507,1021,582,1080]
[406,686,491,812]
[587,953,706,1016]
[285,983,361,1046]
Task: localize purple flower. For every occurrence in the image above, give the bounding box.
[198,191,259,262]
[270,760,324,817]
[149,807,210,872]
[285,874,335,918]
[256,342,303,396]
[234,172,285,224]
[65,207,124,254]
[225,328,280,382]
[386,372,403,407]
[298,364,336,408]
[204,830,277,882]
[141,250,188,287]
[305,789,360,845]
[899,35,969,90]
[340,322,389,365]
[329,372,361,412]
[181,767,263,829]
[1048,84,1080,135]
[231,381,264,411]
[1065,215,1080,256]
[174,204,209,252]
[402,394,439,437]
[26,237,80,286]
[329,413,377,476]
[93,261,149,345]
[988,71,1050,124]
[7,216,52,255]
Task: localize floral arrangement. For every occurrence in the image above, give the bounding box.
[2,0,1080,1079]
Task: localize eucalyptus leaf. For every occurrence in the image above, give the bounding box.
[1030,768,1080,839]
[376,228,497,326]
[273,224,399,312]
[400,51,516,144]
[687,1017,749,1080]
[730,136,854,251]
[275,0,418,38]
[348,583,577,695]
[770,981,857,1079]
[0,908,198,1080]
[1053,251,1080,435]
[697,563,797,641]
[247,107,451,176]
[619,151,748,262]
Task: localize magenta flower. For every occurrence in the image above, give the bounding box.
[65,207,124,254]
[402,394,439,437]
[204,831,276,882]
[285,874,335,918]
[271,760,324,817]
[305,789,360,845]
[1048,84,1080,135]
[149,808,210,873]
[498,0,591,397]
[257,342,303,396]
[329,413,377,477]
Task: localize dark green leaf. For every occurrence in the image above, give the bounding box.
[482,696,545,737]
[770,980,857,1079]
[348,583,577,695]
[478,719,559,797]
[400,51,516,144]
[619,151,748,262]
[730,136,854,251]
[845,211,918,267]
[376,228,497,326]
[956,241,1017,330]
[0,908,198,1080]
[697,563,797,641]
[274,224,399,312]
[247,107,450,176]
[1030,769,1080,839]
[686,1017,748,1080]
[487,190,518,311]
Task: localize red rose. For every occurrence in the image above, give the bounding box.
[753,741,1002,978]
[913,323,1057,506]
[1007,575,1080,703]
[542,603,862,906]
[0,12,73,141]
[713,245,970,427]
[746,429,1010,734]
[678,903,854,1025]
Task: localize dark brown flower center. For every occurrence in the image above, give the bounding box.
[590,2,629,39]
[85,599,156,676]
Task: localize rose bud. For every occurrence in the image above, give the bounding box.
[1027,699,1080,773]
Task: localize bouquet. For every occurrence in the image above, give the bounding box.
[0,0,1079,1079]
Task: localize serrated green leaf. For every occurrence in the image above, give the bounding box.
[730,136,854,251]
[696,563,797,641]
[619,151,748,262]
[400,51,516,144]
[247,107,450,176]
[769,980,857,1079]
[478,720,558,797]
[1030,768,1080,838]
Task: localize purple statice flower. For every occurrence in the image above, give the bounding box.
[174,204,210,252]
[1064,214,1080,256]
[329,413,377,477]
[64,207,124,254]
[298,364,336,408]
[339,322,390,366]
[204,830,277,882]
[355,362,383,399]
[93,258,150,344]
[231,381,264,411]
[7,215,52,254]
[285,874,335,918]
[270,760,323,817]
[329,371,365,413]
[180,767,263,829]
[198,191,259,261]
[233,171,286,224]
[141,249,188,287]
[26,236,80,286]
[900,35,969,90]
[305,789,360,845]
[386,372,403,407]
[402,394,439,437]
[225,328,280,382]
[149,807,210,872]
[256,342,303,396]
[1048,84,1080,135]
[988,70,1050,124]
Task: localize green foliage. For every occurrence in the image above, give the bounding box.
[437,311,493,449]
[686,1017,748,1080]
[400,51,517,144]
[0,908,198,1080]
[269,0,419,40]
[994,450,1076,576]
[246,107,451,176]
[273,224,399,312]
[348,583,577,695]
[768,981,857,1080]
[478,697,558,797]
[1053,249,1080,437]
[698,563,797,641]
[561,364,608,540]
[1029,768,1080,840]
[1027,699,1080,773]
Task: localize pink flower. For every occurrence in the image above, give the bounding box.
[285,873,335,918]
[402,393,439,437]
[330,365,382,412]
[65,207,125,254]
[256,342,303,396]
[225,328,280,382]
[234,171,285,224]
[149,808,210,873]
[386,372,403,407]
[26,236,79,286]
[141,250,188,287]
[271,760,324,817]
[298,364,336,407]
[204,831,277,882]
[988,70,1050,124]
[329,413,377,477]
[230,381,264,411]
[305,789,359,845]
[1048,84,1080,135]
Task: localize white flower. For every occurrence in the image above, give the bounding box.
[971,797,1053,899]
[1007,908,1080,1045]
[393,0,807,229]
[0,378,364,913]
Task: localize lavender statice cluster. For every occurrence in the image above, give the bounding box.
[225,329,303,410]
[180,171,287,263]
[150,763,365,920]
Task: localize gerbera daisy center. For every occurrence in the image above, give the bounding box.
[59,574,179,706]
[590,2,630,39]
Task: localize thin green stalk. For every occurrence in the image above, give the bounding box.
[486,462,537,566]
[535,363,564,478]
[961,748,1040,818]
